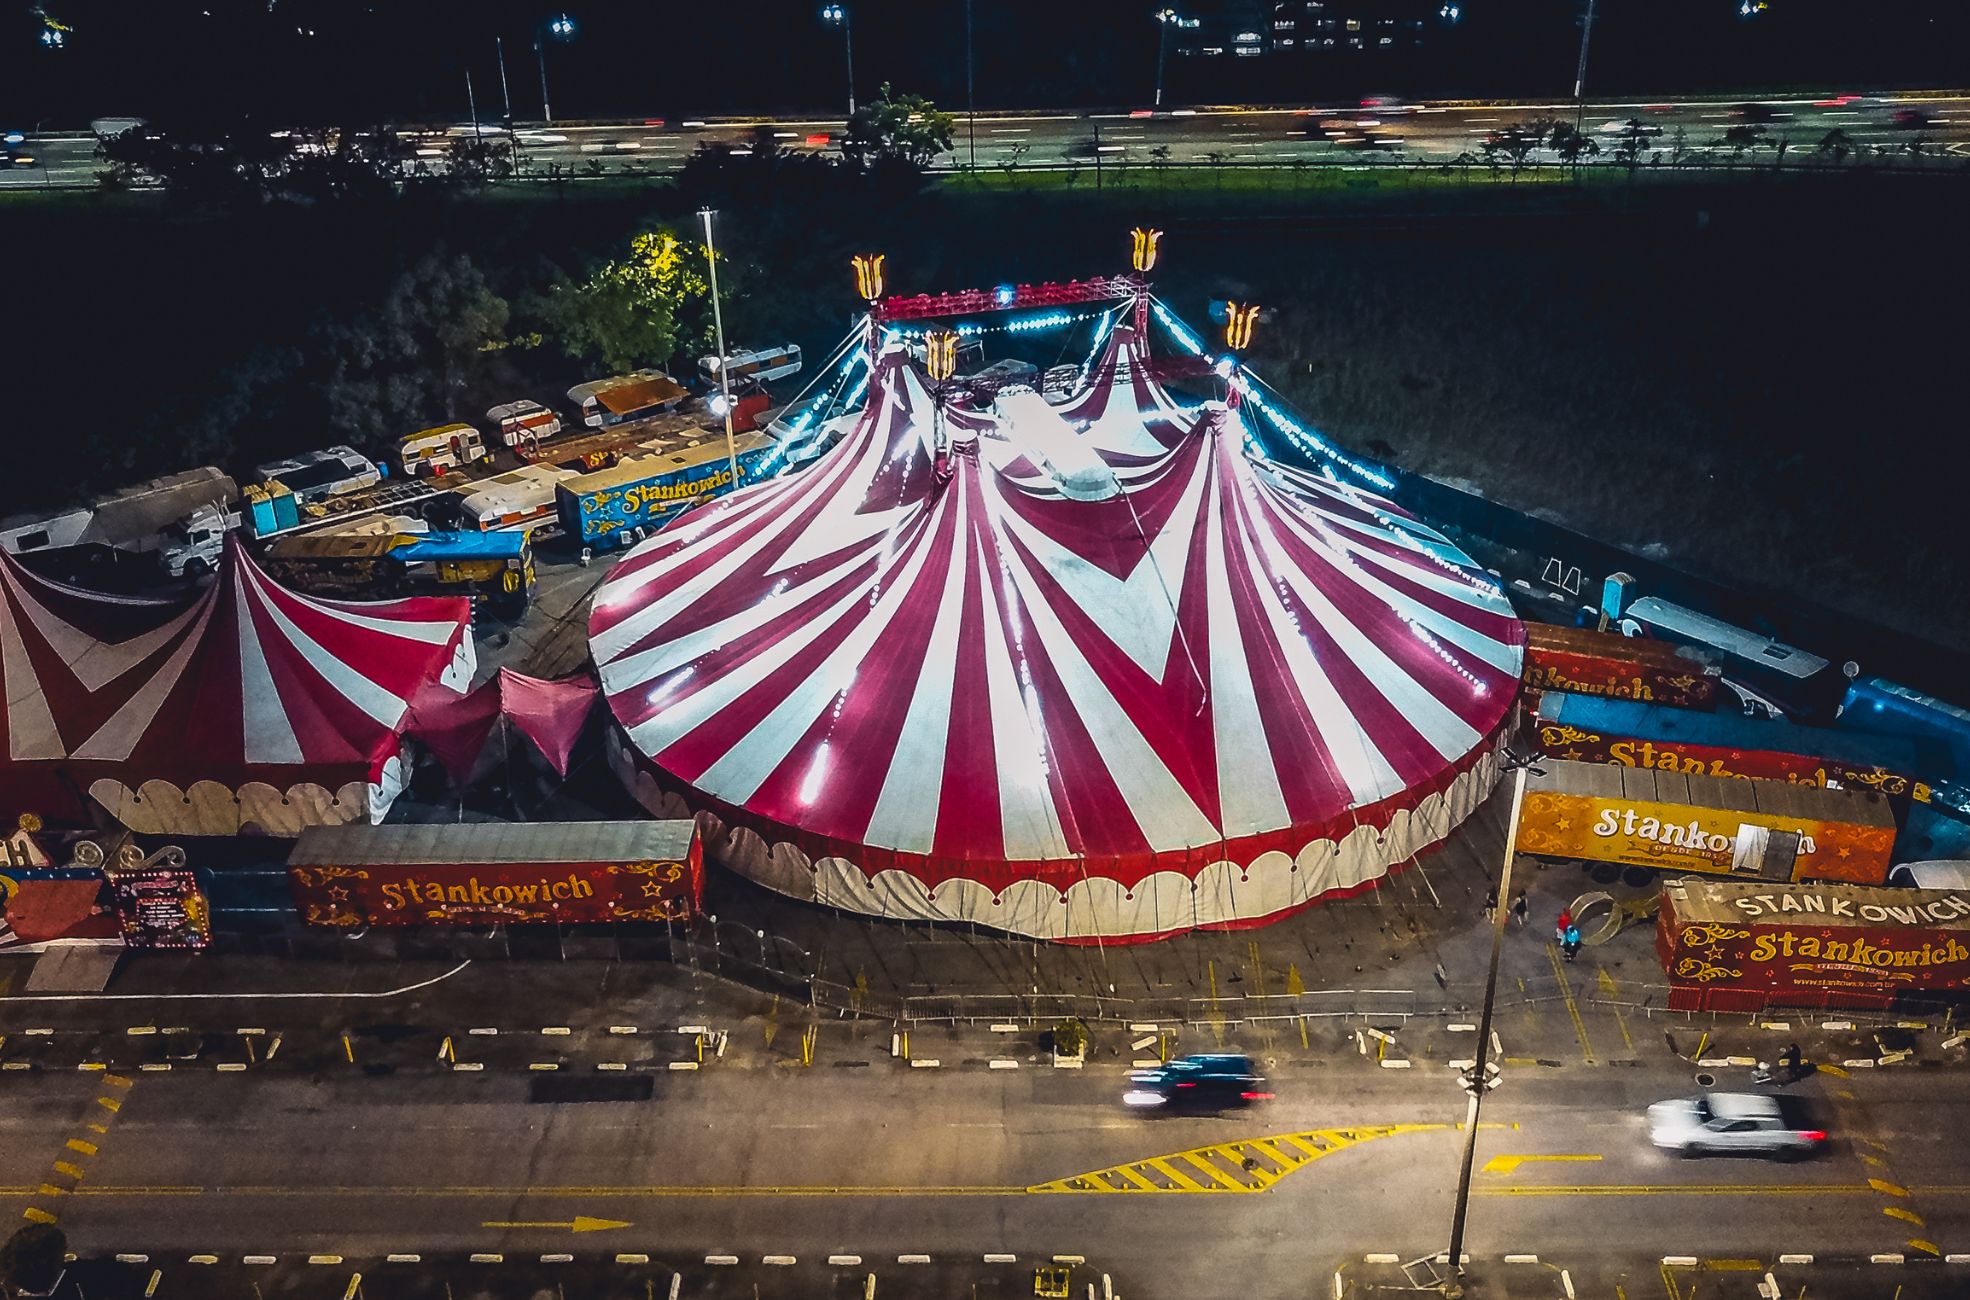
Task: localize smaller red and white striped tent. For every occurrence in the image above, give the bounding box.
[1,537,473,835]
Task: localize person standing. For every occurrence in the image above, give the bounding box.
[1562,922,1582,963]
[1555,906,1572,943]
[1482,885,1497,923]
[1510,890,1529,927]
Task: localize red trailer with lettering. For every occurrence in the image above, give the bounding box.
[288,821,701,928]
[1657,877,1970,1012]
[1522,623,1721,712]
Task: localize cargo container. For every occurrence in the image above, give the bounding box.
[557,430,773,552]
[1656,876,1970,1011]
[1514,759,1898,886]
[287,821,702,927]
[1522,622,1721,710]
[1533,693,1939,806]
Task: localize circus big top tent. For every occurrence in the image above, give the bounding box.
[1,537,474,836]
[592,289,1525,942]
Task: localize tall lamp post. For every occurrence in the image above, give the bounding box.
[1443,747,1545,1297]
[965,0,976,170]
[698,208,742,489]
[1153,9,1197,110]
[821,4,856,118]
[536,13,576,124]
[1572,0,1598,132]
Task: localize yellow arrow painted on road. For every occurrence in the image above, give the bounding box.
[1481,1154,1603,1175]
[481,1216,630,1232]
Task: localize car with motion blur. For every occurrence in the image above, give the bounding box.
[1730,102,1781,123]
[1124,1054,1271,1111]
[1889,108,1932,130]
[1647,1093,1826,1160]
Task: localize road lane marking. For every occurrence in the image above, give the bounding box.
[1478,1183,1875,1197]
[481,1216,630,1232]
[1031,1124,1445,1195]
[1545,942,1596,1063]
[1481,1154,1602,1175]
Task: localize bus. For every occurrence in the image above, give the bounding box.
[1617,595,1844,722]
[442,465,580,537]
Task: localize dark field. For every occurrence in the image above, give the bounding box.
[5,168,1963,651]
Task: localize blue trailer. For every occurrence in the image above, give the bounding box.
[556,430,773,552]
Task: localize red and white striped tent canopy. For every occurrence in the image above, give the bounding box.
[1,537,473,835]
[592,325,1524,941]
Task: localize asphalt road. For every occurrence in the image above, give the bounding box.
[6,89,1966,189]
[2,1010,1966,1297]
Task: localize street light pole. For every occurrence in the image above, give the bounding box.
[1572,0,1598,133]
[965,0,976,171]
[465,67,483,138]
[843,6,857,117]
[535,38,553,124]
[496,35,514,125]
[1154,10,1172,109]
[698,208,742,489]
[1443,752,1539,1295]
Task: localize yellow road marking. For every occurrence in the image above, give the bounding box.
[480,1216,629,1232]
[1870,1178,1909,1197]
[1884,1206,1925,1226]
[1596,966,1618,998]
[21,1207,57,1224]
[1479,1183,1874,1197]
[65,1140,97,1157]
[96,1096,121,1113]
[1704,1259,1762,1271]
[36,1185,65,1198]
[1481,1154,1603,1175]
[1030,1125,1443,1195]
[1816,1063,1848,1078]
[1545,942,1596,1063]
[1908,1239,1941,1256]
[52,1162,84,1181]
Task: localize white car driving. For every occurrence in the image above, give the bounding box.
[1647,1092,1826,1160]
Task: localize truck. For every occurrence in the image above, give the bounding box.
[568,371,690,429]
[1514,758,1899,888]
[288,820,703,928]
[1657,876,1970,1012]
[259,529,534,615]
[1533,692,1942,808]
[556,430,773,554]
[0,467,239,562]
[486,399,565,453]
[1522,622,1721,711]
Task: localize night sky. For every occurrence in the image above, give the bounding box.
[4,1,1966,129]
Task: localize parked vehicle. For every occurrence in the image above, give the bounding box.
[557,430,772,554]
[1123,1055,1271,1111]
[698,343,802,386]
[568,371,690,429]
[1616,595,1841,722]
[399,423,491,477]
[259,529,533,614]
[442,465,581,536]
[486,400,565,453]
[1647,1093,1825,1160]
[1523,622,1722,711]
[253,446,382,504]
[1,468,242,582]
[1658,876,1970,1012]
[1514,758,1899,888]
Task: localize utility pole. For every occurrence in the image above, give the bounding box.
[699,209,742,489]
[465,67,482,138]
[1572,0,1598,133]
[1154,11,1172,109]
[1443,751,1541,1298]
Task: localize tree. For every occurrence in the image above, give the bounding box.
[314,251,511,453]
[0,1223,67,1297]
[1610,119,1652,176]
[1149,143,1173,187]
[1718,124,1767,168]
[535,229,716,377]
[445,134,517,187]
[997,141,1030,184]
[1481,126,1539,183]
[1668,125,1691,168]
[1816,128,1855,165]
[839,83,955,173]
[1547,121,1600,179]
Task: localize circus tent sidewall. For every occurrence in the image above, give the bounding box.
[607,723,1504,943]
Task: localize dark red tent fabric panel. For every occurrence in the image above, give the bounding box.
[497,669,598,778]
[4,878,107,943]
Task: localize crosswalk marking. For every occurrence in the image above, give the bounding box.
[1029,1124,1446,1194]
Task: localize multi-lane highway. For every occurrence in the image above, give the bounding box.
[3,951,1967,1298]
[6,90,1965,189]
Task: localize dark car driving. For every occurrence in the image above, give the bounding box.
[1123,1054,1271,1111]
